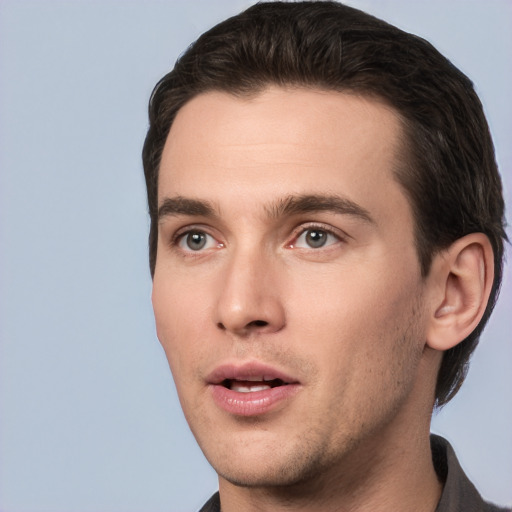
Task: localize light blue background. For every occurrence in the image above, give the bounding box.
[0,1,510,511]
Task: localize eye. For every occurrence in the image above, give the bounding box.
[178,230,220,252]
[293,227,340,249]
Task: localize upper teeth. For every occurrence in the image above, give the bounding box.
[244,376,274,381]
[231,383,271,393]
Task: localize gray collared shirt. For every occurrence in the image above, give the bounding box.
[432,435,510,512]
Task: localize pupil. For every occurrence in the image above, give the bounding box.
[306,230,326,248]
[187,232,206,250]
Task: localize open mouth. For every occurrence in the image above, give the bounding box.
[221,377,286,393]
[207,363,300,416]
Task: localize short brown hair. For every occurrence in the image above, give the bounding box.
[142,1,507,406]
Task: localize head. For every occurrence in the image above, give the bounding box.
[143,1,506,409]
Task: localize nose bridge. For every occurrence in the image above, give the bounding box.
[215,241,285,335]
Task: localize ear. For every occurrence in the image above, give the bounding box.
[426,233,494,351]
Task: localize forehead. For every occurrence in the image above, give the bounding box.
[158,87,409,225]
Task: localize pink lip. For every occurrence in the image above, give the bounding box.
[206,361,297,384]
[206,361,301,417]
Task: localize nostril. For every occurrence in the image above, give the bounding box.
[215,319,273,333]
[250,320,268,328]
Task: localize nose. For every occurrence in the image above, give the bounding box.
[214,248,286,337]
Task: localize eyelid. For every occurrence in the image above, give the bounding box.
[178,231,216,251]
[166,221,348,252]
[171,223,214,241]
[286,222,349,248]
[171,224,224,252]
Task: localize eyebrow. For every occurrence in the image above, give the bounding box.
[158,196,217,221]
[157,193,374,224]
[266,194,375,224]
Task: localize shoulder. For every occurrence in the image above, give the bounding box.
[198,491,221,512]
[431,435,511,512]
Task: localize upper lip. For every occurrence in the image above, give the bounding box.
[206,361,299,385]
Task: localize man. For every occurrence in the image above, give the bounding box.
[142,2,509,511]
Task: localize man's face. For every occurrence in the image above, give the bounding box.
[152,87,433,487]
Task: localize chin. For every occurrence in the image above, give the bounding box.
[216,462,312,489]
[207,437,334,489]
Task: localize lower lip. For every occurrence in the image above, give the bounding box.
[209,383,301,416]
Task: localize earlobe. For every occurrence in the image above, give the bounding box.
[426,233,494,352]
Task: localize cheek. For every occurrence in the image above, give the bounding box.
[291,264,425,378]
[152,276,208,378]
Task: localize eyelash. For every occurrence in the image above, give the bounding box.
[170,222,346,254]
[172,227,223,253]
[287,223,346,250]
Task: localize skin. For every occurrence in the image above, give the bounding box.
[152,87,447,511]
